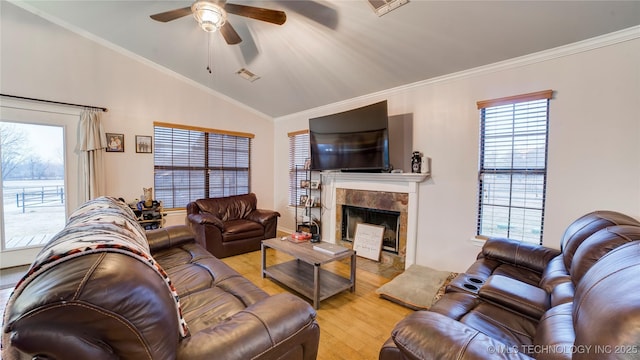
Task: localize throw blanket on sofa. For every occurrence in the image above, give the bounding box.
[3,196,189,338]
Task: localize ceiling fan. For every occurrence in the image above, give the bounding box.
[150,0,286,45]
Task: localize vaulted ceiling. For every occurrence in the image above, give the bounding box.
[9,0,640,118]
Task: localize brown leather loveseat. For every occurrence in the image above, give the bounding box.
[186,193,280,258]
[2,196,319,360]
[380,210,640,359]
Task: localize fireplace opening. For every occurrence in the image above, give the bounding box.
[341,205,400,254]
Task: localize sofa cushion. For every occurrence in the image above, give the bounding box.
[572,241,640,354]
[153,241,272,334]
[154,242,268,302]
[539,255,570,292]
[569,225,640,284]
[533,302,574,360]
[560,210,640,271]
[430,291,538,353]
[195,193,257,221]
[459,302,538,350]
[429,291,482,320]
[222,219,264,241]
[469,237,561,288]
[549,281,575,307]
[390,311,527,360]
[180,286,257,333]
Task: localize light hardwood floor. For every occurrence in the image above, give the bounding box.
[0,249,412,360]
[224,249,412,359]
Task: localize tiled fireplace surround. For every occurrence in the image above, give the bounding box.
[322,172,429,270]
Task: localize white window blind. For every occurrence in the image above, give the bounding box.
[288,130,309,206]
[476,90,552,244]
[154,122,252,209]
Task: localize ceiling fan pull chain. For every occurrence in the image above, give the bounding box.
[206,32,212,74]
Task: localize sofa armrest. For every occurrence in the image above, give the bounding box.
[146,225,196,253]
[177,293,319,359]
[391,311,533,360]
[481,237,561,273]
[186,213,225,231]
[245,209,281,225]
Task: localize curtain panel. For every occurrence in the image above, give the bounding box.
[78,109,106,202]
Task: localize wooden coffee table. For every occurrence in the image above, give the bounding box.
[261,238,356,309]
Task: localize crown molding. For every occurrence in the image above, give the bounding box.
[277,25,640,121]
[398,24,640,92]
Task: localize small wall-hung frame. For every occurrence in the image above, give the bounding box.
[106,133,124,152]
[136,135,152,153]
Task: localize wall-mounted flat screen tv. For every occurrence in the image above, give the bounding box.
[309,100,390,172]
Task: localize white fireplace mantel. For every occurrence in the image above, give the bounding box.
[321,171,430,269]
[323,172,429,183]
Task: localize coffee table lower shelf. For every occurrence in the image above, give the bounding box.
[263,259,354,308]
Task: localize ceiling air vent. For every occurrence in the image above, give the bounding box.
[367,0,408,16]
[236,68,260,82]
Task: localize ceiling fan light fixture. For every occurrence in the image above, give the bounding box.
[192,1,227,32]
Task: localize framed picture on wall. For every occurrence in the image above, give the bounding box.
[106,133,124,152]
[136,135,152,153]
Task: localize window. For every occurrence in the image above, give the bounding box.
[154,122,253,209]
[288,130,309,206]
[476,90,553,244]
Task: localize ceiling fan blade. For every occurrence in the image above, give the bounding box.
[220,22,242,45]
[277,1,338,29]
[150,7,192,22]
[224,3,286,25]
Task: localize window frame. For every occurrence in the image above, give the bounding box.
[476,90,553,244]
[153,122,253,210]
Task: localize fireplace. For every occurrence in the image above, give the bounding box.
[321,171,429,269]
[333,187,409,270]
[342,205,400,254]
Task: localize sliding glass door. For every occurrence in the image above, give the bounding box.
[0,103,78,268]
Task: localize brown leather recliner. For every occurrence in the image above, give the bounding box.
[453,210,640,291]
[381,238,640,360]
[379,211,640,360]
[186,193,280,258]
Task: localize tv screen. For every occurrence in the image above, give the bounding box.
[310,129,389,171]
[309,101,390,172]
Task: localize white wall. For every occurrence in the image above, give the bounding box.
[1,3,276,226]
[274,30,640,272]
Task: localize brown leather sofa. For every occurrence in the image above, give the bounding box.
[380,210,640,359]
[186,193,280,258]
[2,196,318,360]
